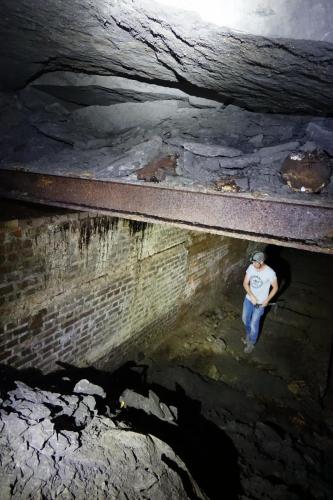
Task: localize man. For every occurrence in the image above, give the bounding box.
[242,251,278,353]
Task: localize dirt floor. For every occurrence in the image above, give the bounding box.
[132,246,333,499]
[147,247,333,415]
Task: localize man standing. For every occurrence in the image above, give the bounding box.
[242,251,278,353]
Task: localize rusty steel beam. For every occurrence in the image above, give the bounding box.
[0,169,332,253]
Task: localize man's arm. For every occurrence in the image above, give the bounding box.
[243,273,257,305]
[262,278,278,307]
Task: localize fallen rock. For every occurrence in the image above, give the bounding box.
[214,178,241,193]
[183,152,220,182]
[119,388,177,423]
[107,136,163,176]
[73,378,106,398]
[0,381,204,500]
[280,151,331,193]
[299,141,318,153]
[207,364,221,381]
[183,142,242,158]
[218,153,260,170]
[136,155,178,182]
[34,100,182,146]
[306,122,333,155]
[257,141,300,158]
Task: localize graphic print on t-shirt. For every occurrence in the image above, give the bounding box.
[250,275,263,289]
[246,264,276,304]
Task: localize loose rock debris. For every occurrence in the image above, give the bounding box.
[1,78,333,202]
[136,154,178,182]
[1,363,333,500]
[0,379,204,500]
[214,178,241,193]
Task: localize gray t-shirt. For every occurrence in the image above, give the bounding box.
[246,264,276,303]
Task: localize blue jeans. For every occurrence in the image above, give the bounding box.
[242,297,265,345]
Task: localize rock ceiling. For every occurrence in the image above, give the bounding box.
[1,0,333,114]
[0,0,332,251]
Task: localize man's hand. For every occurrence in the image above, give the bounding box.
[250,296,257,305]
[263,279,279,308]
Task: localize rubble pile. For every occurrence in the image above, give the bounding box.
[0,378,204,500]
[1,77,332,199]
[1,364,332,499]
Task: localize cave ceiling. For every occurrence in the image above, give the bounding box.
[0,0,332,252]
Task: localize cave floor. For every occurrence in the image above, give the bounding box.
[147,248,333,420]
[1,246,332,499]
[137,247,333,499]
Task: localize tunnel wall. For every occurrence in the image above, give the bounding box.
[0,210,248,373]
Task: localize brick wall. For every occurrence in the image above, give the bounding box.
[0,205,248,373]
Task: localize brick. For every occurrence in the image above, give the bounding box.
[62,317,78,329]
[19,353,36,365]
[79,334,91,344]
[44,326,58,336]
[19,333,32,344]
[39,340,59,354]
[0,350,12,362]
[11,326,28,337]
[0,211,238,373]
[46,312,58,322]
[14,358,30,369]
[43,335,56,346]
[41,344,55,356]
[59,345,72,356]
[5,322,18,332]
[80,309,95,319]
[5,355,19,365]
[4,338,21,350]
